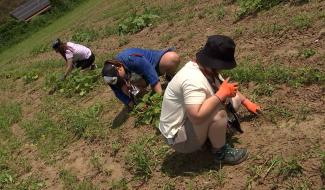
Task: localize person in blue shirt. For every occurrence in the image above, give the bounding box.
[102,48,180,108]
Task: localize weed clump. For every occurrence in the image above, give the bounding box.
[45,69,100,97]
[71,28,99,43]
[118,11,159,35]
[131,93,163,128]
[126,136,156,181]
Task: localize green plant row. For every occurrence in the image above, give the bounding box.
[235,0,310,20]
[45,69,100,97]
[223,60,324,87]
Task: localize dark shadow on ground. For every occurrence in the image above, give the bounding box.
[239,113,257,122]
[111,106,130,129]
[161,150,221,177]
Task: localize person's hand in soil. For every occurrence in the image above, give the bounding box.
[242,99,262,115]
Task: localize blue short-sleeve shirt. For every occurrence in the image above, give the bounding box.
[116,48,173,86]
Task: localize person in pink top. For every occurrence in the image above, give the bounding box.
[52,39,96,80]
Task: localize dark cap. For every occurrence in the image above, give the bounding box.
[196,35,236,70]
[52,38,61,50]
[102,63,120,85]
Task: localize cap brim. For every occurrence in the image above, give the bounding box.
[196,49,236,70]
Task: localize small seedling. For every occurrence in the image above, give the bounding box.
[111,140,121,156]
[301,48,316,58]
[279,158,303,179]
[291,14,311,30]
[111,178,128,190]
[23,72,39,84]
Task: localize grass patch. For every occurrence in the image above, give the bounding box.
[291,13,312,30]
[253,83,275,96]
[278,158,303,179]
[0,101,22,137]
[125,136,156,181]
[22,112,74,159]
[59,170,98,190]
[300,48,316,58]
[235,0,283,20]
[265,105,293,123]
[110,178,128,190]
[222,59,325,86]
[131,93,163,128]
[61,103,104,141]
[321,157,325,178]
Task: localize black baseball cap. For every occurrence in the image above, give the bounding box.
[52,38,61,49]
[196,35,236,70]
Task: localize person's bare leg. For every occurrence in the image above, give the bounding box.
[231,92,245,112]
[208,109,228,151]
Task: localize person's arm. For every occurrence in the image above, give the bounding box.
[110,85,133,107]
[128,55,161,94]
[63,58,74,79]
[152,82,163,94]
[185,78,238,125]
[186,96,223,125]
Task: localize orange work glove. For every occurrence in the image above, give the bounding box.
[242,99,261,114]
[215,78,238,102]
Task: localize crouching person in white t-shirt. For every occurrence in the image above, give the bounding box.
[52,39,96,80]
[159,35,261,165]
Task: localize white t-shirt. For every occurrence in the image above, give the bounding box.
[159,61,215,139]
[65,42,92,62]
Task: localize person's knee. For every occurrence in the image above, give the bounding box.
[211,109,227,127]
[231,94,242,112]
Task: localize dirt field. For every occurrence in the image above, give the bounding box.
[0,0,324,189]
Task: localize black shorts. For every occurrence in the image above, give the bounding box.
[75,53,95,69]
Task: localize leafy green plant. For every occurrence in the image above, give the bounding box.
[126,136,156,181]
[118,11,159,35]
[71,28,99,43]
[46,69,100,97]
[62,103,103,140]
[22,71,39,84]
[300,48,316,58]
[131,93,163,127]
[31,43,50,55]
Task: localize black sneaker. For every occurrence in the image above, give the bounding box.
[215,144,248,165]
